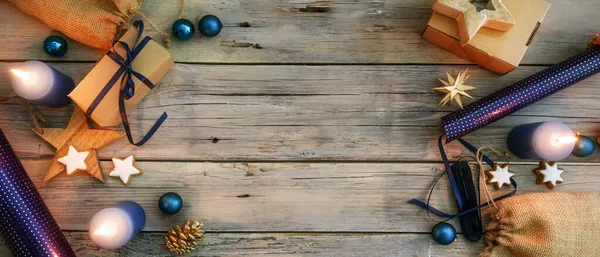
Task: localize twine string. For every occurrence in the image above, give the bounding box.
[0,96,48,134]
[475,146,511,212]
[178,0,187,19]
[132,0,187,48]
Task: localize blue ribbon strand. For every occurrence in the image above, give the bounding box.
[86,20,168,146]
[408,135,517,219]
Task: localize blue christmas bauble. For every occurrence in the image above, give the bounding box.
[431,222,456,245]
[43,36,68,57]
[572,135,595,157]
[172,19,195,40]
[158,192,183,215]
[198,15,223,37]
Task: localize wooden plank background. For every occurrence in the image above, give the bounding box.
[1,0,600,256]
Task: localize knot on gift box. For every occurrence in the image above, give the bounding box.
[83,20,169,146]
[107,41,151,101]
[433,0,515,45]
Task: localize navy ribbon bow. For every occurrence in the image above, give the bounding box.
[408,136,517,219]
[86,20,168,146]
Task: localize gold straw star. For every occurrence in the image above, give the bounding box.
[433,69,476,109]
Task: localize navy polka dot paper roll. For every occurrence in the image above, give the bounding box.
[0,129,75,257]
[442,47,600,142]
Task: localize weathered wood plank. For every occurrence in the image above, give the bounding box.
[17,160,600,232]
[0,0,596,64]
[2,63,600,162]
[0,232,485,257]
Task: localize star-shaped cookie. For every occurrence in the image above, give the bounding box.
[109,155,142,185]
[533,161,564,189]
[485,163,514,189]
[57,145,89,175]
[35,107,125,183]
[433,0,515,45]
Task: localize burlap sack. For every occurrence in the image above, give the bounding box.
[8,0,140,50]
[483,192,600,257]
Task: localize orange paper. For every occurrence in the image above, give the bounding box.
[69,25,174,127]
[423,0,550,74]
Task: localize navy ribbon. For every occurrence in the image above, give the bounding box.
[408,135,517,219]
[86,20,168,146]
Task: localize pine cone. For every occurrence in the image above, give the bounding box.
[164,220,204,255]
[589,33,600,49]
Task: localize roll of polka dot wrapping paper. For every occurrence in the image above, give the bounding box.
[442,47,600,142]
[0,129,75,256]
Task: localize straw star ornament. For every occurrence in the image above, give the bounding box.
[433,70,476,109]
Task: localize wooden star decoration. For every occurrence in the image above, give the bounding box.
[34,107,125,183]
[433,0,515,45]
[433,69,476,109]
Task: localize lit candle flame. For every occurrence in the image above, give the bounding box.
[10,69,33,82]
[551,135,577,146]
[94,223,116,237]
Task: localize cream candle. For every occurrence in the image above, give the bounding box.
[10,61,75,107]
[507,121,577,161]
[89,201,146,250]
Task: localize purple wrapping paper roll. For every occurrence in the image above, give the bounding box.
[442,47,600,142]
[0,128,75,256]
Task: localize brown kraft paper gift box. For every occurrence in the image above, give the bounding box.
[68,24,174,127]
[422,0,551,74]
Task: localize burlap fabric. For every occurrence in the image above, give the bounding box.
[483,192,600,257]
[8,0,140,50]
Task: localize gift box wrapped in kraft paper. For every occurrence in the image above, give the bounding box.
[69,21,173,128]
[422,0,551,74]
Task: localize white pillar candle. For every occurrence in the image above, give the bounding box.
[507,121,577,161]
[10,61,74,107]
[89,201,145,250]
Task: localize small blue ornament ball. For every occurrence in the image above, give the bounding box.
[158,192,183,215]
[43,36,68,57]
[431,222,456,245]
[198,15,223,37]
[172,19,195,40]
[572,135,595,157]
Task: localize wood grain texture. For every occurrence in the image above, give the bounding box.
[0,232,484,257]
[2,2,600,255]
[2,63,600,162]
[0,0,596,64]
[16,160,600,232]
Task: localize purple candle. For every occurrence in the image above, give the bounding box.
[10,61,75,108]
[442,47,600,142]
[507,121,576,161]
[0,128,75,256]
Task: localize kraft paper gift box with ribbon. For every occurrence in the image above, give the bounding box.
[69,20,173,146]
[422,0,551,74]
